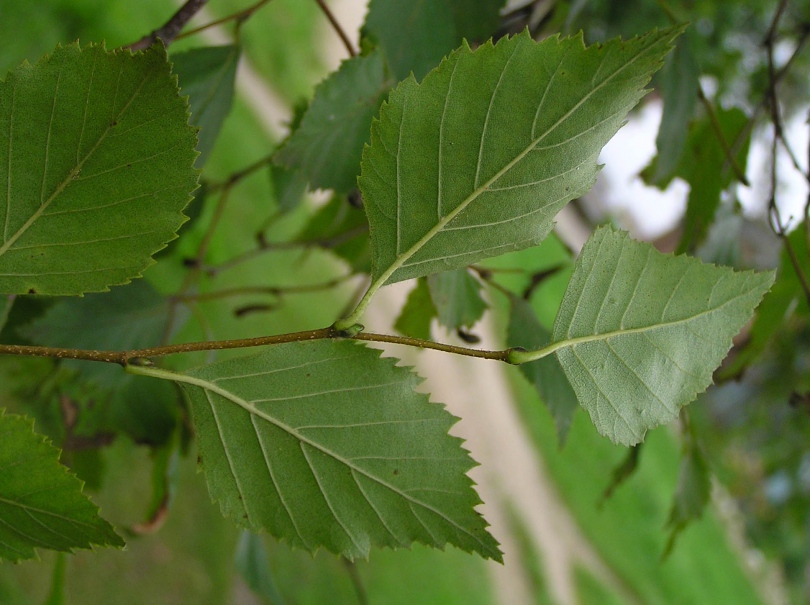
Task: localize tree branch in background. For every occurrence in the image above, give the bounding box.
[126,0,209,50]
[314,0,357,57]
[697,85,750,186]
[174,0,276,41]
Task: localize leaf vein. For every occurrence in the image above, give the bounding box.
[301,444,364,554]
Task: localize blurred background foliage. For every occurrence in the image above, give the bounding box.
[2,0,810,603]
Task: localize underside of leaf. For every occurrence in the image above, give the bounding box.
[552,227,774,445]
[171,340,501,561]
[361,27,684,286]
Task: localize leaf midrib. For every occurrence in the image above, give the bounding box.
[543,285,757,360]
[0,495,99,531]
[0,61,156,258]
[374,33,667,284]
[150,366,493,553]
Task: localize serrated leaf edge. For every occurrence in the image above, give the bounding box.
[128,360,498,559]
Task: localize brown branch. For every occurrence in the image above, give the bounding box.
[206,224,368,276]
[174,0,275,41]
[173,275,356,303]
[772,202,810,307]
[697,85,750,186]
[730,17,810,167]
[314,0,357,57]
[206,152,277,193]
[126,0,209,51]
[764,0,791,47]
[0,327,517,366]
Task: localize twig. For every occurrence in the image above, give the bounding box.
[729,18,810,168]
[173,275,356,303]
[205,224,368,276]
[126,0,209,50]
[771,201,810,307]
[174,0,275,41]
[764,0,791,47]
[206,152,277,194]
[163,185,235,342]
[0,327,516,366]
[314,0,357,57]
[697,85,750,186]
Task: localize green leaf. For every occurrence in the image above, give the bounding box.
[0,42,198,295]
[0,294,13,332]
[0,410,124,562]
[172,45,240,167]
[719,222,810,379]
[651,30,699,184]
[643,106,751,253]
[663,439,711,557]
[676,107,750,253]
[363,0,505,82]
[275,50,390,194]
[234,531,287,605]
[269,162,308,213]
[296,196,371,272]
[551,226,774,446]
[362,28,682,287]
[152,340,500,561]
[394,278,437,340]
[19,280,180,387]
[19,280,184,444]
[507,294,578,445]
[427,269,487,331]
[600,443,643,504]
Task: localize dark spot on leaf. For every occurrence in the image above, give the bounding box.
[393,469,400,475]
[197,455,202,464]
[27,288,36,294]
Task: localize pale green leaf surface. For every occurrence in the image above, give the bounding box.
[0,410,124,562]
[427,269,487,330]
[171,45,240,167]
[0,42,198,295]
[507,294,578,445]
[275,50,389,194]
[173,339,500,561]
[363,28,682,286]
[552,227,774,446]
[363,0,505,82]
